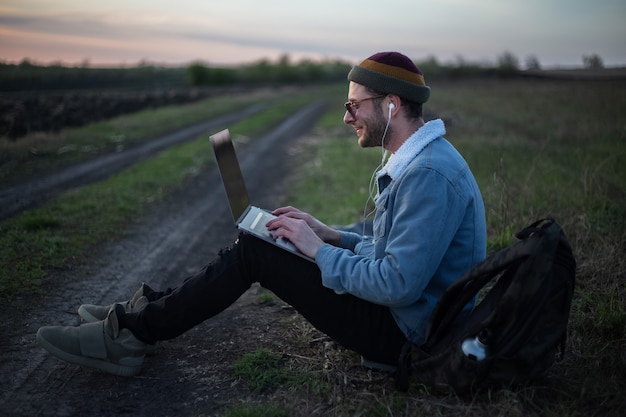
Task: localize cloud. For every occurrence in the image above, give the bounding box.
[1,1,624,67]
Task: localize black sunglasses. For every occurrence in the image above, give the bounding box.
[344,95,385,118]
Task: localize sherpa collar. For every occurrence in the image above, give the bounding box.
[377,119,445,181]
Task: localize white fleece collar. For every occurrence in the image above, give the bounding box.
[377,119,446,181]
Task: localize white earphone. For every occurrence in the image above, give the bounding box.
[359,102,396,251]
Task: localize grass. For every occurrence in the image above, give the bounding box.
[429,84,626,404]
[2,78,625,415]
[220,403,288,417]
[232,349,317,393]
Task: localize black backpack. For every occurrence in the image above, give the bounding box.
[396,218,576,393]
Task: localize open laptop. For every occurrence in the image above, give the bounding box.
[209,128,315,262]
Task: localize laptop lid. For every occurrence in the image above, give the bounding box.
[209,129,250,223]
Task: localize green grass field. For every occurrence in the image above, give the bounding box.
[1,78,625,416]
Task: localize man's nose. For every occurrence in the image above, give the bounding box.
[343,110,354,124]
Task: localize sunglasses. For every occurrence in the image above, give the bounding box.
[344,95,385,118]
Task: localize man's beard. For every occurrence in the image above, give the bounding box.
[359,107,391,149]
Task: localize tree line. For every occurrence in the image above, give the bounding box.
[0,52,610,93]
[0,56,352,92]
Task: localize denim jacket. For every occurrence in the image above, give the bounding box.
[316,119,487,345]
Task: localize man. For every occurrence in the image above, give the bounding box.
[37,52,487,377]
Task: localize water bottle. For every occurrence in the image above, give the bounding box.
[461,329,489,361]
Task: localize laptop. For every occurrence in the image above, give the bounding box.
[209,128,315,262]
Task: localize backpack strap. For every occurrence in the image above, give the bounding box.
[423,219,559,350]
[481,220,563,344]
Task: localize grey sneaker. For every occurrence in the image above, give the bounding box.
[78,283,154,323]
[36,304,145,377]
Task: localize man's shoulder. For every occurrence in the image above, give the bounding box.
[405,137,466,172]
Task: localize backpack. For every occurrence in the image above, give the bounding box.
[396,218,576,393]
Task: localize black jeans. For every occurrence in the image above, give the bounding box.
[121,233,407,365]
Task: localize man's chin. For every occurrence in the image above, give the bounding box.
[358,137,377,149]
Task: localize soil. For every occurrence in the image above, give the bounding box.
[0,101,361,417]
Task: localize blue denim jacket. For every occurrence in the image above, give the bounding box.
[316,120,487,345]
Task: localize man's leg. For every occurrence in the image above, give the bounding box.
[246,237,408,365]
[122,233,406,365]
[119,240,254,344]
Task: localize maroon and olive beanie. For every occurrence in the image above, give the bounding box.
[347,52,430,103]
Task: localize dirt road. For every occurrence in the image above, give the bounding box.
[0,104,267,221]
[0,101,330,417]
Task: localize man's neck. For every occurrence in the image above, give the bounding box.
[385,118,425,153]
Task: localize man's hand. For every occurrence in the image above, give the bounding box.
[266,206,341,259]
[271,206,341,244]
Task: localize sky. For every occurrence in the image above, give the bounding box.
[0,0,625,69]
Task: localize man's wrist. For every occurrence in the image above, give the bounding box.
[324,229,342,246]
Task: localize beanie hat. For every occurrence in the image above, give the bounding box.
[347,52,430,103]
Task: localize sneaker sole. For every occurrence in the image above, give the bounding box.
[36,329,144,377]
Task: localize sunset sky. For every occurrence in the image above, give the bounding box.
[1,0,624,68]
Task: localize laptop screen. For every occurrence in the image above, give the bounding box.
[209,129,251,222]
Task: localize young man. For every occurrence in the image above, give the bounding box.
[37,52,487,377]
